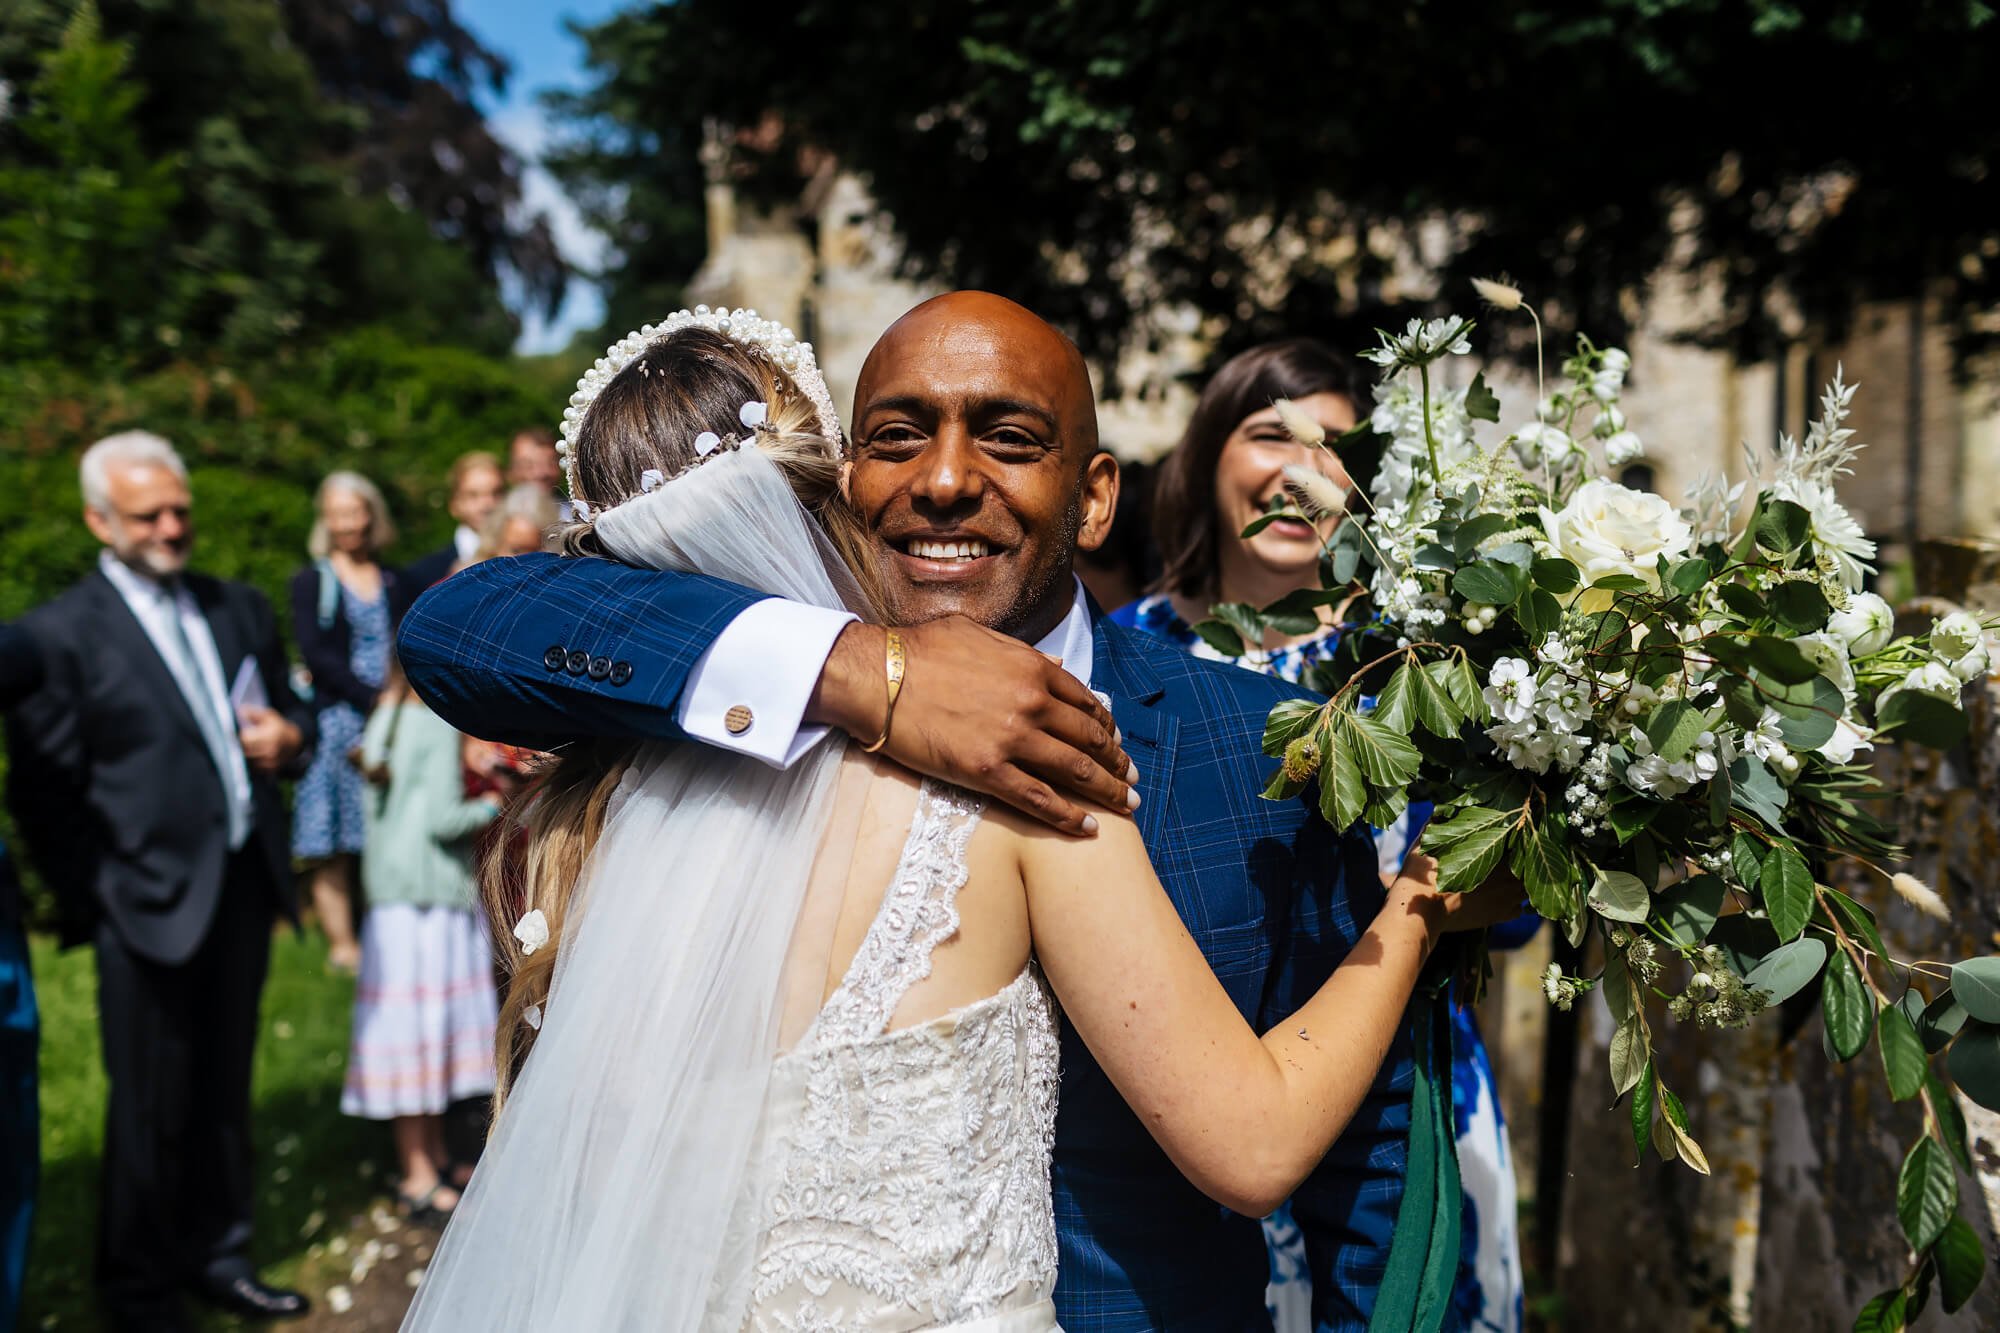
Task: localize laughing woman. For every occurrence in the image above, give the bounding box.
[1111,338,1531,1333]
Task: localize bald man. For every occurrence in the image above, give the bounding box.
[399,293,1416,1330]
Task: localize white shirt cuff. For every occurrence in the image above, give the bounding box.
[676,598,857,768]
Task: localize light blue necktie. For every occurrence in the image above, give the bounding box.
[160,585,251,847]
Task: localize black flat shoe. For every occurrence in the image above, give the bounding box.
[193,1273,310,1321]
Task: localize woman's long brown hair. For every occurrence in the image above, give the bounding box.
[482,328,881,1111]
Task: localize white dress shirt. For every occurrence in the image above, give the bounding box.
[679,578,1096,769]
[99,551,255,848]
[453,523,481,563]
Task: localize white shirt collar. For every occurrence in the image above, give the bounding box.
[454,524,480,561]
[1030,577,1094,689]
[99,548,174,602]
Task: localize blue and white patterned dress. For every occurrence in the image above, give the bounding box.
[292,583,390,859]
[1110,593,1527,1333]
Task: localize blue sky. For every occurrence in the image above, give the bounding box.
[457,0,630,354]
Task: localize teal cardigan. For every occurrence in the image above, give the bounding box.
[358,700,500,911]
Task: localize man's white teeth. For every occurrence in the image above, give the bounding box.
[910,539,992,561]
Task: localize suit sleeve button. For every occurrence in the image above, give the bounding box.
[588,655,612,681]
[543,646,566,672]
[608,661,633,687]
[566,650,590,676]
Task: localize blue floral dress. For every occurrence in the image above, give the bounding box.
[1110,593,1527,1333]
[292,584,390,860]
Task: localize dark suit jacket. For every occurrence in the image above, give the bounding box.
[0,622,48,925]
[400,544,459,597]
[5,569,314,965]
[287,562,412,713]
[399,553,1412,1330]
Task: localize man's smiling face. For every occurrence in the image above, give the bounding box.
[848,292,1118,642]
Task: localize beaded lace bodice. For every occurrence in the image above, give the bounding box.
[742,781,1061,1332]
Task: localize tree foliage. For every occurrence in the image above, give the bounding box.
[558,0,2000,374]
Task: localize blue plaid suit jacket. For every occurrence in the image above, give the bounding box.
[398,554,1414,1331]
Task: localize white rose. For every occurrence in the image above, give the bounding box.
[1603,431,1645,468]
[1931,611,1984,661]
[1793,631,1855,701]
[513,908,551,955]
[1826,591,1894,655]
[1887,662,1963,704]
[1539,479,1694,610]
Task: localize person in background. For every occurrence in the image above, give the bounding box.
[343,656,503,1223]
[289,472,404,974]
[5,431,314,1329]
[506,427,562,498]
[0,621,46,1333]
[1112,338,1532,1333]
[472,484,561,564]
[403,451,504,591]
[1073,452,1156,612]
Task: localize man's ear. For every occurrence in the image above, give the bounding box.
[1074,451,1121,556]
[83,505,115,549]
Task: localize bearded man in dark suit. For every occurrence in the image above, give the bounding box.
[5,432,315,1332]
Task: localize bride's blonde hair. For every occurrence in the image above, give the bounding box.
[483,326,881,1112]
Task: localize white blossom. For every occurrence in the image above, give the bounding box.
[1603,431,1645,468]
[1931,611,1984,661]
[1826,591,1894,655]
[1484,658,1539,724]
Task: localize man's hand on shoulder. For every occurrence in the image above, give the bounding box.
[809,616,1137,835]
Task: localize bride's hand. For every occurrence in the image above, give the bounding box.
[1383,851,1530,947]
[808,616,1137,835]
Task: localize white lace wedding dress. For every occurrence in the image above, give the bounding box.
[741,781,1064,1332]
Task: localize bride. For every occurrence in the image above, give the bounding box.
[400,311,1513,1331]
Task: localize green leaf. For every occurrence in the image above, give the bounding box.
[1452,560,1526,607]
[1822,951,1874,1061]
[1453,512,1513,558]
[1342,712,1421,787]
[1408,660,1464,738]
[1743,937,1828,1005]
[1946,1020,2000,1112]
[1330,542,1361,585]
[1603,800,1655,845]
[1194,618,1247,657]
[1370,664,1416,735]
[1531,558,1580,594]
[1729,755,1789,829]
[1657,874,1726,942]
[1413,542,1457,570]
[1760,843,1815,942]
[1771,675,1844,750]
[1667,557,1714,598]
[1517,587,1562,638]
[1315,723,1369,832]
[1934,1215,1985,1314]
[1602,950,1633,1023]
[1879,1004,1928,1102]
[1877,689,1969,750]
[1261,769,1306,802]
[1770,580,1832,631]
[1590,573,1651,593]
[1747,635,1819,684]
[1445,656,1484,720]
[1644,700,1707,763]
[1629,1061,1655,1165]
[1950,958,2000,1022]
[1708,915,1781,979]
[1897,1137,1958,1252]
[1718,583,1767,622]
[1487,541,1535,570]
[1730,831,1766,886]
[1822,887,1887,962]
[1609,1016,1648,1097]
[1465,370,1501,423]
[1929,1069,1975,1172]
[1920,990,1968,1054]
[1508,820,1578,921]
[1754,497,1812,552]
[1657,1083,1711,1174]
[1852,1289,1907,1333]
[1240,510,1303,539]
[1428,807,1513,893]
[1587,869,1650,923]
[1262,698,1320,756]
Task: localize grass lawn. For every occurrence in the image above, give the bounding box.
[24,928,391,1330]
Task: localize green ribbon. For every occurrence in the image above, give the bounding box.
[1368,970,1461,1333]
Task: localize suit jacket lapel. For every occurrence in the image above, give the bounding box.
[1090,614,1178,849]
[89,571,208,748]
[190,575,247,694]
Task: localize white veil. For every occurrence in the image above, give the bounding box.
[400,444,862,1331]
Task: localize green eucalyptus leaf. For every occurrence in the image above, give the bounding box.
[1822,951,1874,1061]
[1452,560,1526,607]
[1531,558,1580,594]
[1754,497,1812,553]
[1668,557,1713,598]
[1517,587,1562,639]
[1453,512,1514,558]
[1587,869,1650,924]
[1951,958,2000,1023]
[1879,1004,1928,1102]
[1708,915,1782,979]
[1743,936,1828,1005]
[1760,843,1815,942]
[1934,1215,1985,1314]
[1718,583,1767,622]
[1945,1021,2000,1112]
[1656,874,1726,943]
[1921,990,1969,1054]
[1747,635,1820,684]
[1877,689,1969,751]
[1770,580,1832,631]
[1897,1137,1957,1252]
[1729,755,1789,830]
[1330,543,1361,585]
[1413,542,1457,570]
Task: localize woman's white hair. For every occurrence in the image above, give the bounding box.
[80,431,187,513]
[308,470,398,560]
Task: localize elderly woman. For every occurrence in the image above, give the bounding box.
[471,484,562,564]
[1111,338,1531,1333]
[289,471,408,973]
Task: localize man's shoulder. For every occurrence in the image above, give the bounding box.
[188,570,274,617]
[23,571,110,636]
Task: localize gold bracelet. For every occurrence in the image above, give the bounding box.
[859,630,906,753]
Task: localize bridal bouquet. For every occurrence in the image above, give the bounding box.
[1216,283,1999,1326]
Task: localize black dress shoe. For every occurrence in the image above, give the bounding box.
[193,1272,311,1321]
